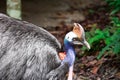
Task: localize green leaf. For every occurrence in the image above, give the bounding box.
[113,44,120,54]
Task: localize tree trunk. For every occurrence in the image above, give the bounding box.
[7,0,21,19]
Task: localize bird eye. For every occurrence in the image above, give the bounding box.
[72,38,77,41]
[72,38,83,42]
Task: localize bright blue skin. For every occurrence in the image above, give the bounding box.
[62,39,76,67]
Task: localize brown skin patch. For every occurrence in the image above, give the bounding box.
[72,23,82,39]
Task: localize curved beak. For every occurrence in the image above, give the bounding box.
[72,38,90,49]
[83,40,90,49]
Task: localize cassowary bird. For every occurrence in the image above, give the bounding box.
[60,23,90,80]
[0,13,90,80]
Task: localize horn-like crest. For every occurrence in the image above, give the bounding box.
[73,23,85,38]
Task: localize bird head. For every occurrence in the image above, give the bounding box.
[64,23,90,49]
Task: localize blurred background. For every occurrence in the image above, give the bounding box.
[0,0,120,79]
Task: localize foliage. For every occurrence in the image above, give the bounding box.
[80,0,120,59]
[111,17,120,27]
[85,0,120,59]
[106,0,120,15]
[97,25,120,59]
[85,17,120,59]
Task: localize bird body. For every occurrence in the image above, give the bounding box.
[0,13,69,80]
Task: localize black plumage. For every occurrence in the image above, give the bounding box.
[0,13,69,80]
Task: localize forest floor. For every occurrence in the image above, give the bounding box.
[1,0,120,80]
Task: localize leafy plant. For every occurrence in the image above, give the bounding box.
[85,17,120,59]
[97,27,120,59]
[111,17,120,27]
[106,0,120,15]
[84,0,120,59]
[81,0,120,59]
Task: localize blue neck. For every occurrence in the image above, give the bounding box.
[62,39,76,67]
